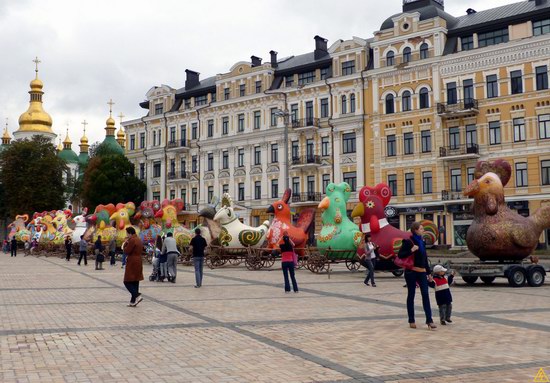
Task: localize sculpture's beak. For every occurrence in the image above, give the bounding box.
[351,203,364,218]
[464,179,479,197]
[318,197,330,210]
[266,205,275,214]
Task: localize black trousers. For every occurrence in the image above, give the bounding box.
[66,248,72,261]
[124,281,140,303]
[11,246,16,257]
[78,251,87,265]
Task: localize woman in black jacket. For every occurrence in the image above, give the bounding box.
[398,222,436,330]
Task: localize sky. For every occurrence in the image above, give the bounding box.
[0,0,520,148]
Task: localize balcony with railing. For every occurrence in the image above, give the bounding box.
[290,155,322,169]
[438,144,480,160]
[291,192,322,205]
[167,170,189,181]
[436,98,479,117]
[441,190,466,201]
[291,117,320,131]
[167,139,190,150]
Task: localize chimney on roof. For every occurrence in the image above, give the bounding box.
[314,35,328,60]
[533,0,547,5]
[466,8,476,14]
[269,50,278,68]
[251,56,262,67]
[185,69,200,89]
[403,0,444,12]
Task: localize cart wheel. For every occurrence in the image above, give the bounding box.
[507,267,526,287]
[480,276,496,284]
[261,254,276,268]
[462,276,478,285]
[527,267,545,287]
[205,256,215,269]
[245,254,262,270]
[391,269,404,277]
[307,254,326,273]
[228,257,242,265]
[345,260,360,272]
[296,255,306,269]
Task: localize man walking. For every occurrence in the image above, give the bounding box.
[161,232,179,283]
[10,236,17,257]
[78,235,88,266]
[189,228,207,288]
[108,237,116,266]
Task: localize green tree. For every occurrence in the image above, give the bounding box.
[81,153,146,211]
[0,136,68,217]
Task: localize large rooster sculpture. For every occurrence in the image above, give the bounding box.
[464,159,550,261]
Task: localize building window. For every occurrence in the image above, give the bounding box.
[180,125,186,145]
[419,43,429,59]
[139,163,145,180]
[405,173,415,195]
[298,71,315,85]
[239,84,246,97]
[292,177,300,196]
[342,132,356,154]
[254,146,261,165]
[489,121,501,145]
[385,94,394,114]
[211,92,216,103]
[478,28,508,47]
[130,134,135,150]
[153,162,161,178]
[195,95,207,106]
[322,174,330,194]
[403,132,414,155]
[320,98,329,118]
[192,188,198,205]
[285,75,294,87]
[419,88,429,109]
[222,117,229,135]
[467,167,475,184]
[515,162,528,187]
[343,171,357,192]
[320,67,329,80]
[533,18,550,36]
[447,82,457,104]
[254,181,261,200]
[140,133,145,148]
[403,47,411,63]
[387,135,396,156]
[154,103,163,115]
[192,156,197,173]
[207,186,214,202]
[450,169,462,192]
[341,60,355,75]
[224,87,230,100]
[486,75,498,98]
[463,79,474,102]
[350,94,356,113]
[184,99,191,109]
[170,127,176,143]
[222,150,229,169]
[305,101,313,124]
[237,114,245,132]
[466,124,477,147]
[422,171,432,194]
[181,188,187,203]
[402,91,411,111]
[207,120,214,138]
[341,95,347,114]
[222,184,229,195]
[536,65,548,91]
[270,108,278,126]
[421,130,431,153]
[291,140,299,160]
[510,70,523,94]
[289,104,298,123]
[192,123,198,140]
[386,51,394,66]
[513,118,525,142]
[461,35,473,51]
[152,131,156,146]
[539,114,550,139]
[307,175,315,193]
[271,144,278,163]
[321,137,330,157]
[253,111,261,129]
[388,174,397,196]
[306,139,314,158]
[542,160,550,185]
[449,127,460,149]
[237,148,244,167]
[255,81,262,94]
[271,179,278,198]
[238,183,245,201]
[207,153,213,171]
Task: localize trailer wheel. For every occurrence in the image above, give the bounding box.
[345,260,360,272]
[527,267,545,287]
[392,270,404,277]
[480,276,496,284]
[507,267,526,287]
[462,276,478,285]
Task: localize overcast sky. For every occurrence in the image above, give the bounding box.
[0,0,519,147]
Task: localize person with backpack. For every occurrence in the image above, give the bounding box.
[279,233,298,293]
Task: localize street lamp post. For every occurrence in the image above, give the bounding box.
[274,109,290,191]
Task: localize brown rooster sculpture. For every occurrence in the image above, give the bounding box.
[464,159,550,261]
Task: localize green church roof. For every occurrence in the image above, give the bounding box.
[58,148,79,164]
[96,136,125,156]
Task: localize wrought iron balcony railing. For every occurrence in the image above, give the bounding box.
[291,155,321,166]
[291,192,322,203]
[439,144,479,158]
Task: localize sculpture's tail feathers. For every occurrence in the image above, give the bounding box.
[296,208,315,233]
[532,205,550,232]
[420,220,439,245]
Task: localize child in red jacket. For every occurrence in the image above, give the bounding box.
[428,265,455,325]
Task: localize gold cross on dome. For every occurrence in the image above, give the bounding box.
[107,99,115,117]
[81,119,88,134]
[32,56,41,77]
[118,112,125,125]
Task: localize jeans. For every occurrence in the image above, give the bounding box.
[124,281,140,303]
[159,262,168,278]
[404,270,433,324]
[193,257,204,287]
[364,258,375,285]
[121,253,127,267]
[167,252,178,280]
[282,261,298,292]
[78,251,87,265]
[439,303,452,322]
[109,251,116,265]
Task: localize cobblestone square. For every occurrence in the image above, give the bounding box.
[1,255,548,382]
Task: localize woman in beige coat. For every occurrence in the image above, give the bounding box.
[123,227,144,307]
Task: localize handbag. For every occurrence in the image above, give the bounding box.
[393,240,415,270]
[293,252,298,266]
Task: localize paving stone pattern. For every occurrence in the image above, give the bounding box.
[0,254,548,382]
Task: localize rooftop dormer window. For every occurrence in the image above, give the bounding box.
[533,18,550,36]
[154,103,163,115]
[298,71,315,86]
[478,28,508,48]
[195,94,208,106]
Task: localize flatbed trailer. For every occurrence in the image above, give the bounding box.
[448,260,547,287]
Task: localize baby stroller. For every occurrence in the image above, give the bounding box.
[147,244,161,281]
